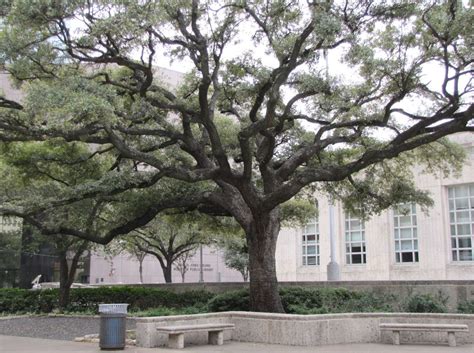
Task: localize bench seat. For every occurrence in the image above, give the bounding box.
[380,323,469,347]
[156,323,235,349]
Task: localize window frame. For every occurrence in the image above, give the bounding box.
[393,203,419,264]
[302,218,320,266]
[344,213,367,265]
[448,184,474,262]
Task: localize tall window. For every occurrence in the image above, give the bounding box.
[302,219,319,266]
[448,184,474,261]
[345,214,366,264]
[394,203,419,263]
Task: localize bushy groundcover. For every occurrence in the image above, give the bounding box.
[0,287,213,314]
[207,287,397,314]
[0,286,457,315]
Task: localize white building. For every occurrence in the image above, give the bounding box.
[276,133,474,281]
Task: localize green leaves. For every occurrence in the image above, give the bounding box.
[220,235,249,281]
[24,76,120,129]
[280,198,317,227]
[318,137,465,219]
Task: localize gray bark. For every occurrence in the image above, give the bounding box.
[247,209,284,313]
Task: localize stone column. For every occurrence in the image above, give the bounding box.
[208,330,224,345]
[169,333,185,349]
[448,331,456,347]
[393,331,400,345]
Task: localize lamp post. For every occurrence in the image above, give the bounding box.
[327,198,340,281]
[199,245,204,283]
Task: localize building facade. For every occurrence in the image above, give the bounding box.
[276,133,474,281]
[89,246,245,284]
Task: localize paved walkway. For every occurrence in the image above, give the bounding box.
[1,335,474,353]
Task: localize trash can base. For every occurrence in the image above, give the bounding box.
[100,347,125,351]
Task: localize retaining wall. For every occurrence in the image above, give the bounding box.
[135,312,474,348]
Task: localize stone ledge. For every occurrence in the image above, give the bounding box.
[135,312,474,348]
[135,311,474,323]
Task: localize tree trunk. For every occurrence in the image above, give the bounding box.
[247,209,284,313]
[138,259,144,284]
[58,244,86,310]
[162,265,172,283]
[242,271,249,282]
[181,272,185,283]
[58,254,70,310]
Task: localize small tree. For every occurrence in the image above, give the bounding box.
[111,238,148,284]
[222,236,249,282]
[55,237,90,309]
[0,141,104,308]
[131,250,147,284]
[173,249,197,283]
[125,214,207,283]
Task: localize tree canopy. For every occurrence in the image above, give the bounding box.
[0,0,472,312]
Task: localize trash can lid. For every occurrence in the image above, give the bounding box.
[98,303,129,314]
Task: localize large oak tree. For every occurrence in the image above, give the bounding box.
[0,1,472,312]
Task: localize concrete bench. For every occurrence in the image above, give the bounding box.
[380,323,469,347]
[156,323,235,349]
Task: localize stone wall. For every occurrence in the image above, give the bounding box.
[135,312,474,348]
[0,315,136,341]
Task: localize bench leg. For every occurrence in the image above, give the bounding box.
[208,330,224,345]
[393,331,400,345]
[448,332,456,347]
[168,333,185,349]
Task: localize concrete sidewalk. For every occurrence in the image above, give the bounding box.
[1,335,474,353]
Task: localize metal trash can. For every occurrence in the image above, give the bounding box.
[98,304,128,350]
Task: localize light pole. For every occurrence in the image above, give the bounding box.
[199,245,204,282]
[327,198,340,281]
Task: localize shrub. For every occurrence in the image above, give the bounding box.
[0,287,213,314]
[2,286,451,316]
[206,287,327,313]
[207,289,249,312]
[0,288,57,314]
[404,294,447,313]
[207,287,396,314]
[458,300,474,314]
[67,287,213,312]
[280,287,322,313]
[283,287,395,314]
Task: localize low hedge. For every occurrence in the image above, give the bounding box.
[458,300,474,314]
[0,286,459,316]
[0,288,57,314]
[207,287,396,314]
[0,287,213,314]
[404,293,448,313]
